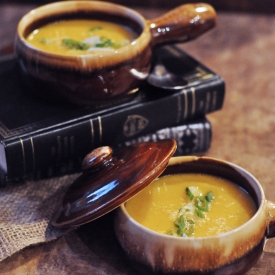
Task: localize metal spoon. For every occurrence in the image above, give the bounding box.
[147,62,188,90]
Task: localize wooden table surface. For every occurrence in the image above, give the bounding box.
[1,3,275,274]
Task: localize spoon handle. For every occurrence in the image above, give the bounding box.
[148,3,217,48]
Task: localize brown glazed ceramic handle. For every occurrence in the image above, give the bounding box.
[148,3,217,48]
[266,200,275,238]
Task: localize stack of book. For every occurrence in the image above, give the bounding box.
[0,45,225,183]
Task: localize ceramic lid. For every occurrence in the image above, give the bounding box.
[51,139,177,228]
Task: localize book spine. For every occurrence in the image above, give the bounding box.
[120,117,212,156]
[2,77,223,180]
[0,117,211,185]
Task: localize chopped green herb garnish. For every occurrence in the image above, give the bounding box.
[62,38,90,50]
[206,191,215,202]
[195,207,205,218]
[175,215,185,235]
[186,187,194,200]
[95,37,121,48]
[174,215,195,237]
[172,187,215,237]
[195,197,209,212]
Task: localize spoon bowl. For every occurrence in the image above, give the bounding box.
[147,63,188,90]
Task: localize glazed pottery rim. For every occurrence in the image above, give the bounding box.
[119,155,266,240]
[16,0,150,60]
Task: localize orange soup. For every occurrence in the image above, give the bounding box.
[126,174,257,237]
[26,19,137,55]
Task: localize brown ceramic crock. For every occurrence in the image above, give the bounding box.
[14,1,216,106]
[115,156,275,275]
[51,139,275,275]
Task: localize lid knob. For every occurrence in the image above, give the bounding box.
[82,146,112,170]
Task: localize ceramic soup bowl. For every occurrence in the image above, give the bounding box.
[114,156,275,275]
[15,1,216,106]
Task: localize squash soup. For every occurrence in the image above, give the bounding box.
[125,174,257,237]
[26,19,138,55]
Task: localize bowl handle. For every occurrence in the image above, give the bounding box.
[147,3,217,48]
[266,200,275,238]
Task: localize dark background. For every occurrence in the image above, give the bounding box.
[0,0,274,14]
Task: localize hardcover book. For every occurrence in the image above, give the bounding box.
[0,45,225,181]
[1,117,212,184]
[121,116,212,156]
